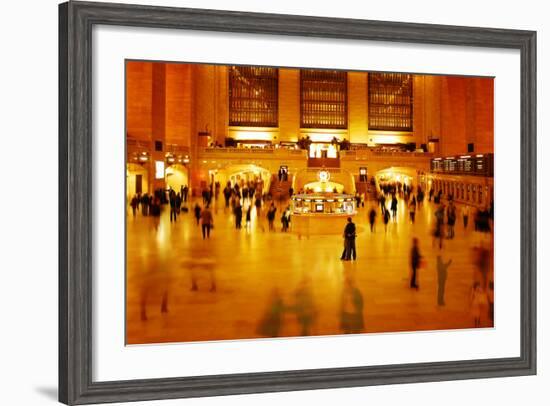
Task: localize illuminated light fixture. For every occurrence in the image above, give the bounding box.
[338,199,344,202]
[315,199,323,202]
[476,154,484,157]
[445,156,455,159]
[295,198,302,201]
[326,199,335,202]
[203,160,207,163]
[460,155,471,159]
[305,199,311,202]
[317,170,331,182]
[155,161,165,179]
[433,158,442,161]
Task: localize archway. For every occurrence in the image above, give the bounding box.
[213,164,273,193]
[126,163,149,200]
[375,166,419,190]
[165,164,189,192]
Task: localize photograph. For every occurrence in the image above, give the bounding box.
[125,62,495,344]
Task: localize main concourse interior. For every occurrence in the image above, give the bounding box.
[125,61,494,344]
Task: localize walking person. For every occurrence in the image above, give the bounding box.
[245,205,252,229]
[433,203,445,249]
[390,194,398,221]
[194,203,201,226]
[410,237,422,290]
[447,201,456,238]
[223,183,232,209]
[182,185,188,202]
[340,217,357,261]
[436,255,452,306]
[200,205,213,239]
[234,202,243,229]
[409,196,417,223]
[383,206,390,233]
[368,207,376,232]
[130,195,138,217]
[267,203,277,231]
[471,282,488,327]
[169,191,178,222]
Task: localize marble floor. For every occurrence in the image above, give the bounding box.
[126,195,494,345]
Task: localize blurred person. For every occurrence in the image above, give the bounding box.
[433,203,445,249]
[470,282,488,327]
[188,256,217,293]
[194,203,201,226]
[340,276,364,334]
[368,206,377,232]
[281,206,291,232]
[234,201,243,229]
[200,205,213,239]
[169,190,178,223]
[140,193,149,216]
[182,185,188,202]
[267,203,277,231]
[293,277,317,336]
[223,182,232,209]
[379,193,386,215]
[383,206,390,233]
[436,255,453,306]
[410,237,422,290]
[130,194,138,217]
[257,288,285,337]
[340,217,357,261]
[446,201,457,238]
[473,245,491,290]
[409,196,417,223]
[245,205,252,229]
[390,194,398,221]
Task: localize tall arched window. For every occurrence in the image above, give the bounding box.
[229,66,278,127]
[368,72,413,131]
[300,69,347,129]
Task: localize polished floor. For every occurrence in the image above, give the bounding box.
[126,194,494,344]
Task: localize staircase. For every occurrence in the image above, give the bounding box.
[269,174,293,200]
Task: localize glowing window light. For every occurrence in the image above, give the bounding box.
[155,161,165,179]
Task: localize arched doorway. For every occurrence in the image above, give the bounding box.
[375,166,419,191]
[165,164,189,192]
[126,163,149,201]
[214,164,272,193]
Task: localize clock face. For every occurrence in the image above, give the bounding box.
[318,170,330,182]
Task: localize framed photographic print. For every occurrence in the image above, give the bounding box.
[59,1,537,404]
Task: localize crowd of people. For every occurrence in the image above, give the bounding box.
[130,175,494,329]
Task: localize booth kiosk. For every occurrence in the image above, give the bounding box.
[291,193,356,235]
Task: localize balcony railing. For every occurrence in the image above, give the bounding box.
[198,147,308,159]
[340,150,433,159]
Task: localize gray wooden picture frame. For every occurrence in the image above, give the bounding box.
[59,1,537,404]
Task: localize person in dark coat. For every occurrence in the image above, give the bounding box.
[368,207,376,232]
[390,194,398,221]
[410,237,422,289]
[340,217,357,261]
[234,202,243,229]
[193,203,201,226]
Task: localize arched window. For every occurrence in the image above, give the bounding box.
[300,69,347,129]
[368,72,413,131]
[229,66,278,127]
